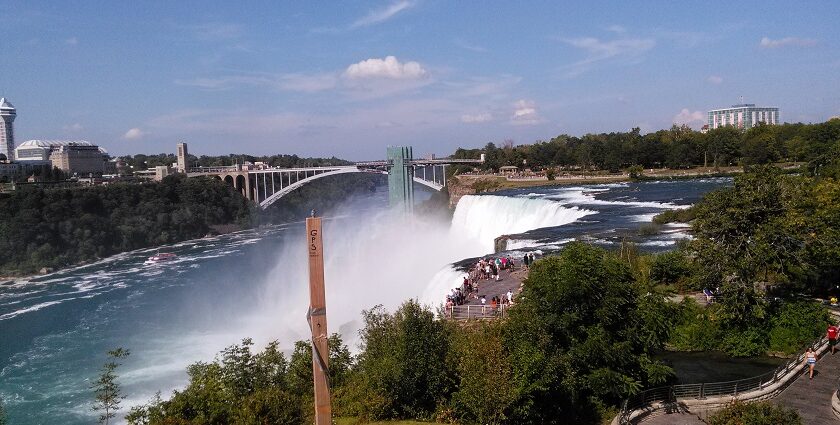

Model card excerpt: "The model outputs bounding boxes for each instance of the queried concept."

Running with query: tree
[92,348,130,425]
[347,301,455,420]
[503,243,675,424]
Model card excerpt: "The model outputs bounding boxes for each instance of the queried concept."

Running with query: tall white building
[708,103,779,130]
[0,97,16,160]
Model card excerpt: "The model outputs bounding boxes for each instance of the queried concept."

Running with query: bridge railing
[617,336,826,424]
[444,304,510,320]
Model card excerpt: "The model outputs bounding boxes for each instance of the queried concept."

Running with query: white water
[241,194,593,351]
[450,195,597,253]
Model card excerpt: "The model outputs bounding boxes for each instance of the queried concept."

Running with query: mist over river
[0,178,729,424]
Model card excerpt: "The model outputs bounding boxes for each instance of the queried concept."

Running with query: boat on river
[144,252,177,265]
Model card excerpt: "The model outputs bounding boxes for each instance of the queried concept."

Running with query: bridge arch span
[259,168,386,210]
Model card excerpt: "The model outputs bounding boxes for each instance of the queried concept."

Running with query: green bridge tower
[387,146,414,213]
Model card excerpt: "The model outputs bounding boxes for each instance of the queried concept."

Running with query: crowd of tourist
[443,252,539,315]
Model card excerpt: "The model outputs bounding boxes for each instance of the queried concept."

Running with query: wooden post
[306,217,332,424]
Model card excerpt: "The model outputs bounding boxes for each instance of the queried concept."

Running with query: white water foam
[450,195,597,253]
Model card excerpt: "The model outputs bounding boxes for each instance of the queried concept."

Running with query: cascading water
[450,194,597,253]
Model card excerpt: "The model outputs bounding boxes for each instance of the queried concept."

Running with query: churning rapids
[0,178,729,424]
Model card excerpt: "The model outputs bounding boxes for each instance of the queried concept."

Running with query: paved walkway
[637,349,840,424]
[642,412,705,425]
[462,267,527,306]
[775,349,840,424]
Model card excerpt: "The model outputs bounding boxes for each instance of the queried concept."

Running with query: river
[1,178,733,424]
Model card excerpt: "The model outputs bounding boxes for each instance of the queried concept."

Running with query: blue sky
[2,1,838,159]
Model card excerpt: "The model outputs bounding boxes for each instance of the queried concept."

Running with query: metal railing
[618,336,827,424]
[445,304,510,320]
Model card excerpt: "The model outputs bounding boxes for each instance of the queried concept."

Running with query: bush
[628,165,644,179]
[768,301,830,355]
[707,401,801,425]
[638,223,661,236]
[668,299,720,352]
[652,207,696,224]
[650,250,697,291]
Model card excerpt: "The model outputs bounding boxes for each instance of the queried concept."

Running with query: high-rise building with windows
[0,97,16,160]
[707,104,779,130]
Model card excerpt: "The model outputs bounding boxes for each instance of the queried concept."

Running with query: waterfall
[450,194,596,253]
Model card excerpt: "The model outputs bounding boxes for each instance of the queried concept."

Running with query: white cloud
[65,37,78,45]
[510,99,541,125]
[605,25,626,33]
[123,128,145,140]
[560,36,655,76]
[707,75,723,84]
[343,56,428,80]
[351,0,415,28]
[63,123,84,131]
[759,36,817,49]
[673,109,705,127]
[461,113,492,123]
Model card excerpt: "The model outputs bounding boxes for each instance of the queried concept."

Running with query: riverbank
[0,223,248,282]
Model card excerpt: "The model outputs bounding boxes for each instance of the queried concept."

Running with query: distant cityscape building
[15,140,109,175]
[0,98,16,160]
[707,103,779,130]
[177,142,189,173]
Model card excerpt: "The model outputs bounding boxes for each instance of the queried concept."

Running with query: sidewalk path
[775,349,840,424]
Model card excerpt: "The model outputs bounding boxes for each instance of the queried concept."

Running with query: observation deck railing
[445,304,510,321]
[617,336,827,425]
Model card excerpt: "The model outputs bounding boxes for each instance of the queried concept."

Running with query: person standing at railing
[828,324,839,354]
[804,348,817,379]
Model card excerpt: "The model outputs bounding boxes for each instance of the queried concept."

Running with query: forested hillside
[0,175,252,276]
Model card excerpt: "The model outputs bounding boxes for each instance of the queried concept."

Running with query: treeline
[0,175,251,275]
[118,153,351,171]
[128,242,679,424]
[451,119,840,172]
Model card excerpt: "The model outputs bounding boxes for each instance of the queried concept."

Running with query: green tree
[347,301,455,421]
[503,243,675,424]
[92,348,130,425]
[450,322,515,425]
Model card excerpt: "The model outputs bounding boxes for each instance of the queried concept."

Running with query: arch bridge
[186,146,482,211]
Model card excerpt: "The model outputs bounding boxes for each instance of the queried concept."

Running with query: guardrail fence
[618,336,827,424]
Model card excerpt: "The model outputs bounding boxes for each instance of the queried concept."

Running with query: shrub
[652,207,696,224]
[650,250,697,291]
[638,223,661,236]
[707,401,801,425]
[768,301,830,355]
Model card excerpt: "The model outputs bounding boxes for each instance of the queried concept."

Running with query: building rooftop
[0,97,15,112]
[18,140,108,154]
